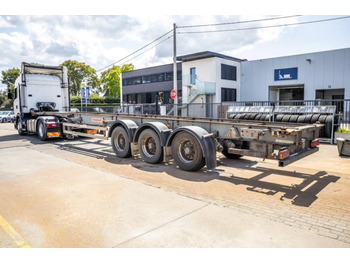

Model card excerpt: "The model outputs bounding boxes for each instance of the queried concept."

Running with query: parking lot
[0,122,349,247]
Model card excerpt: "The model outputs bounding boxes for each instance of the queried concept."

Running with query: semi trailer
[12,62,322,171]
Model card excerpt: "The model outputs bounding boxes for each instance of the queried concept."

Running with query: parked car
[0,111,15,123]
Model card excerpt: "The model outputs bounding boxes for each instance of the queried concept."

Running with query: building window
[221,88,236,102]
[190,67,196,84]
[123,71,182,86]
[221,64,237,81]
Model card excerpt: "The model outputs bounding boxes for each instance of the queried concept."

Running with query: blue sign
[81,87,86,103]
[86,86,90,103]
[274,67,298,81]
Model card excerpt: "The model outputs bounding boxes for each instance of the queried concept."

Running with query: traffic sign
[171,89,177,99]
[81,87,86,103]
[86,86,90,103]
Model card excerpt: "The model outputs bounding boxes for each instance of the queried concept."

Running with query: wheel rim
[142,136,157,158]
[38,123,44,137]
[178,139,195,164]
[114,132,126,151]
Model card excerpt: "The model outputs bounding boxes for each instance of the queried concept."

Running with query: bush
[338,127,350,133]
[70,103,120,107]
[70,96,120,104]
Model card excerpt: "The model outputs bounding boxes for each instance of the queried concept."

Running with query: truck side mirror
[7,92,12,100]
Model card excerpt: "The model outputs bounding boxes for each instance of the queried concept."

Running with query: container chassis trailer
[23,111,322,171]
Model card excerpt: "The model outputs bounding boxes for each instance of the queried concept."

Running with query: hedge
[70,96,120,104]
[70,103,120,107]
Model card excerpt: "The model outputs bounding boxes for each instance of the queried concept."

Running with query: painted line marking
[0,215,31,248]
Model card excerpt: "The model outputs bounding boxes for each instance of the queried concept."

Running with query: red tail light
[46,123,57,128]
[279,149,290,160]
[311,139,320,148]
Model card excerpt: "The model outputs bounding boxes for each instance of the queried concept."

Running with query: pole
[173,23,178,116]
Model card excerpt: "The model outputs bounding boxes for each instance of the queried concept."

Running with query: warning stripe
[0,215,31,248]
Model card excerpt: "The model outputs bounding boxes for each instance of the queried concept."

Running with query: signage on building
[274,67,298,81]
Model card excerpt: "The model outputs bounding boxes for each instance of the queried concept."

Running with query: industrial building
[121,48,350,115]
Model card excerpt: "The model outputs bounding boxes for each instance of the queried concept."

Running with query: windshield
[0,111,8,115]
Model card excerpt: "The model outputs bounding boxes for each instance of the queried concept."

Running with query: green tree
[1,68,20,99]
[100,64,134,98]
[60,60,100,96]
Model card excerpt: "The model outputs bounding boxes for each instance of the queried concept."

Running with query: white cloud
[0,15,299,78]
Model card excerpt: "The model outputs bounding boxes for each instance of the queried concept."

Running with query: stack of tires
[228,113,273,122]
[228,113,335,138]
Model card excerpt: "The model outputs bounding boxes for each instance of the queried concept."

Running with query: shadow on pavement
[3,133,340,208]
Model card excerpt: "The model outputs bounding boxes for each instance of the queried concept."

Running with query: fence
[72,99,350,126]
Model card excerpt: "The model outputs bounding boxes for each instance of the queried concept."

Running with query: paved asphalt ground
[0,122,349,248]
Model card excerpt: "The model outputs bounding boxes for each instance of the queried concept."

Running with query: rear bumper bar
[278,147,319,167]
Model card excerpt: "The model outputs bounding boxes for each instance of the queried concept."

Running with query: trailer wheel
[37,121,47,141]
[171,131,205,171]
[138,129,163,164]
[111,126,131,158]
[221,147,242,159]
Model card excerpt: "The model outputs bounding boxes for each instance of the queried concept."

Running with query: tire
[221,147,242,159]
[264,114,272,121]
[304,114,313,123]
[111,126,131,158]
[228,114,236,119]
[254,114,263,121]
[243,113,251,120]
[138,129,163,164]
[289,115,299,122]
[233,114,242,119]
[282,114,292,122]
[297,115,306,123]
[248,113,258,120]
[17,120,26,136]
[311,114,320,123]
[37,121,47,141]
[2,118,7,123]
[318,115,327,137]
[171,131,205,171]
[324,115,333,138]
[275,114,284,122]
[238,113,246,119]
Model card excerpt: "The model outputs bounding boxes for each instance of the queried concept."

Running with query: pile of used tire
[228,113,334,138]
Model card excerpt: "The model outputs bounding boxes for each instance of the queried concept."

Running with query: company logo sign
[274,67,298,81]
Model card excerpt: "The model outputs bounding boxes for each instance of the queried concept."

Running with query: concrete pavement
[0,123,349,247]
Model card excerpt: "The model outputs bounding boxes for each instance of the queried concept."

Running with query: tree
[1,68,20,98]
[100,64,134,98]
[60,60,100,96]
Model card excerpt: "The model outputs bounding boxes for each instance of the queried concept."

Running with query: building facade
[240,48,350,102]
[121,48,350,111]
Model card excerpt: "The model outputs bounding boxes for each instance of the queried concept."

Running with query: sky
[1,2,349,91]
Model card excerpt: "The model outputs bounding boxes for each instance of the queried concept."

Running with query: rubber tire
[304,114,313,123]
[37,121,47,141]
[248,113,258,120]
[324,115,333,138]
[243,113,251,120]
[289,115,299,122]
[138,129,163,164]
[264,114,271,121]
[282,115,292,122]
[228,113,236,119]
[311,114,320,124]
[2,118,6,123]
[297,115,306,123]
[318,115,327,137]
[171,131,205,172]
[254,114,263,121]
[238,113,246,119]
[111,126,132,158]
[17,120,27,136]
[234,114,242,119]
[221,147,242,159]
[275,114,284,122]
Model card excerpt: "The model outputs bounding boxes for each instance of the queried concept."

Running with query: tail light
[311,139,320,148]
[46,123,57,128]
[279,149,290,160]
[87,129,98,134]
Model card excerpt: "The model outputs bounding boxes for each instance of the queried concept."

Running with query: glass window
[190,68,196,84]
[221,64,237,81]
[165,72,173,81]
[142,75,151,84]
[221,88,237,102]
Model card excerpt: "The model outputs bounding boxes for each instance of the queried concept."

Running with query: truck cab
[13,62,70,138]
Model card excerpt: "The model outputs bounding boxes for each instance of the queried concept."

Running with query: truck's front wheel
[17,119,27,136]
[38,121,47,141]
